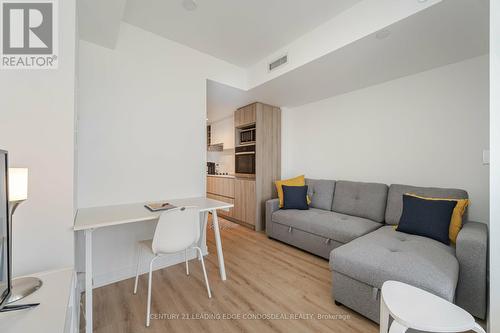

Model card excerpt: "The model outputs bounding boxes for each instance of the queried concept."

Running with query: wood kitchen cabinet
[207,176,234,198]
[206,176,256,228]
[207,193,234,218]
[206,176,235,219]
[234,178,256,226]
[232,102,281,231]
[234,104,256,128]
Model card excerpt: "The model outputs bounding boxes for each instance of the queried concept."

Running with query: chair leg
[185,248,189,275]
[146,256,157,327]
[133,246,143,294]
[194,247,211,299]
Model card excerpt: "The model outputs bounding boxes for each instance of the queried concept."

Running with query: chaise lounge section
[266,179,487,321]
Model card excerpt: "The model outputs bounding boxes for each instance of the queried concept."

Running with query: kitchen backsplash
[207,149,235,174]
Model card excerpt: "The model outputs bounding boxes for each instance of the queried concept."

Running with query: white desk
[0,268,75,333]
[74,197,233,333]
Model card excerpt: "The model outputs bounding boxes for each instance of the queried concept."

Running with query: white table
[0,268,75,333]
[380,280,486,333]
[74,197,233,333]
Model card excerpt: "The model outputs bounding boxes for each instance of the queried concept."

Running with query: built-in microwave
[239,127,256,144]
[235,144,256,175]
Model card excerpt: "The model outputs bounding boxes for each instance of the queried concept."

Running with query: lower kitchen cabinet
[206,176,256,228]
[207,193,234,218]
[234,178,256,226]
[207,176,234,198]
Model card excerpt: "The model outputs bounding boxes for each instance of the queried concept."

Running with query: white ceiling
[207,0,489,122]
[207,81,253,123]
[122,0,362,67]
[78,0,127,49]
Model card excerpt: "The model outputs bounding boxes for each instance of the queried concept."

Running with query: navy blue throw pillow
[396,194,457,245]
[282,185,309,210]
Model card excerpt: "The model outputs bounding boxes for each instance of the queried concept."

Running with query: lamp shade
[8,168,28,202]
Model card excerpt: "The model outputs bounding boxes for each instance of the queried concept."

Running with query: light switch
[483,149,490,165]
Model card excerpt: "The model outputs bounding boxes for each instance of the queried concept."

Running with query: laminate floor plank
[82,218,378,333]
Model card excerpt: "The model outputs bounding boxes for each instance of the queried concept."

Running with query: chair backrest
[152,206,200,254]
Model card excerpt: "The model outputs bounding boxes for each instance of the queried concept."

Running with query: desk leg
[85,229,93,333]
[211,209,226,281]
[199,212,209,260]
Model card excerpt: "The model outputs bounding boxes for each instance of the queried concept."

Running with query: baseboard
[77,246,208,292]
[223,216,255,230]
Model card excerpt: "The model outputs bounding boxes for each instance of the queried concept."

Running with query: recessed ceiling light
[182,0,197,11]
[417,0,428,3]
[375,30,391,40]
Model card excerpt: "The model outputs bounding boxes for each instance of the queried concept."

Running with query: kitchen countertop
[207,174,236,179]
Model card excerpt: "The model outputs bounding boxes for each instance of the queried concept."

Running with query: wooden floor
[83,217,378,333]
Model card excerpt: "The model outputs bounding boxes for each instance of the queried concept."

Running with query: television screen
[0,151,10,309]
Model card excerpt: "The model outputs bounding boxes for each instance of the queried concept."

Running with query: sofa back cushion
[385,184,468,225]
[332,181,388,222]
[305,179,335,211]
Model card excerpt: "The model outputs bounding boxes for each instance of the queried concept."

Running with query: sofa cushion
[397,194,457,245]
[331,181,388,223]
[305,179,335,210]
[282,185,309,210]
[275,175,308,208]
[330,226,459,302]
[385,184,468,225]
[272,208,381,244]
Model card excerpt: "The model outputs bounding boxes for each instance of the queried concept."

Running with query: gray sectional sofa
[265,179,487,322]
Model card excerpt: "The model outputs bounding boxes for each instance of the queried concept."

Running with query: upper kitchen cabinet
[208,116,235,150]
[234,103,256,128]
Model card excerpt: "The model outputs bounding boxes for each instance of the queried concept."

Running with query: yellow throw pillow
[404,193,469,244]
[275,175,311,208]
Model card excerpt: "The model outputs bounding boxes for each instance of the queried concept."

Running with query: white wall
[209,116,235,150]
[207,116,235,174]
[78,23,245,208]
[282,56,489,223]
[489,0,499,330]
[0,0,76,276]
[77,23,245,285]
[207,150,235,175]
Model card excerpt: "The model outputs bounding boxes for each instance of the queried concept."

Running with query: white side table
[380,280,485,333]
[0,268,76,333]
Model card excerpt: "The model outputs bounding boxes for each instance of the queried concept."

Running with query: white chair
[133,206,212,327]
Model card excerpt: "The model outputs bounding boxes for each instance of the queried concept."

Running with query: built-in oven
[235,144,256,176]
